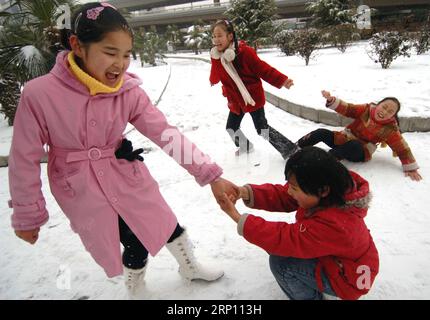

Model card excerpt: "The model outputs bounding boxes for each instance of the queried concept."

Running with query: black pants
[226,108,269,135]
[119,215,184,269]
[226,108,296,158]
[297,128,365,162]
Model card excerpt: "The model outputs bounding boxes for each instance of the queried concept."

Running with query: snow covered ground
[177,41,430,117]
[1,44,430,300]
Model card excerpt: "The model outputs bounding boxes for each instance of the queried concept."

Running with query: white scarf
[210,44,256,106]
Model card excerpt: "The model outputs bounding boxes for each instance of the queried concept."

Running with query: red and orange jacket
[209,41,288,115]
[238,171,379,300]
[327,98,418,171]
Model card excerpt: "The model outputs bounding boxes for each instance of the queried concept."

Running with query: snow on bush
[367,31,412,69]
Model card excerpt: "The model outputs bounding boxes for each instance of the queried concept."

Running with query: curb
[265,92,430,133]
[165,55,430,133]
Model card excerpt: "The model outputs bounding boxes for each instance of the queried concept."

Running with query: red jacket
[328,98,418,171]
[209,41,288,115]
[238,171,379,300]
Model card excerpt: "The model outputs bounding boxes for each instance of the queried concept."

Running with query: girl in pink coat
[8,2,236,299]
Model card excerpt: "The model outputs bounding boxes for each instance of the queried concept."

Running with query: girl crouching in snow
[218,146,379,300]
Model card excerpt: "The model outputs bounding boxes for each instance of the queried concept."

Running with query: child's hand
[211,177,240,204]
[321,90,334,101]
[238,186,250,201]
[219,193,241,223]
[283,79,294,89]
[15,228,40,245]
[405,170,422,181]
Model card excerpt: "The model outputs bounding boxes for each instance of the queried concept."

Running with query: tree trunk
[0,73,21,126]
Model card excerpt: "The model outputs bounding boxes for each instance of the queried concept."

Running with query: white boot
[124,262,148,299]
[235,143,254,156]
[166,230,224,282]
[228,129,254,156]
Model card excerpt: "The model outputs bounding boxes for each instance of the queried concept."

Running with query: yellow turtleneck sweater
[67,52,124,96]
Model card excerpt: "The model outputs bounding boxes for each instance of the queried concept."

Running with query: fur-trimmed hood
[342,170,372,217]
[305,170,371,218]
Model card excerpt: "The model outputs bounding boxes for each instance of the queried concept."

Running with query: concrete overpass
[107,0,430,28]
[108,0,208,11]
[113,0,313,27]
[127,1,230,27]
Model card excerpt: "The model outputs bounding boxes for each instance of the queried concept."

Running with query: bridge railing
[130,2,230,17]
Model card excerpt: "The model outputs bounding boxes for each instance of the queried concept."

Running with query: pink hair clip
[87,7,104,20]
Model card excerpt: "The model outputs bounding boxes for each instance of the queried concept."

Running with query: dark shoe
[267,126,297,160]
[281,143,300,160]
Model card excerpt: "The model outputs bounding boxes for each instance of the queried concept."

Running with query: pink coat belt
[49,144,118,163]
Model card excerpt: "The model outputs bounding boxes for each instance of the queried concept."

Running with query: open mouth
[106,71,121,83]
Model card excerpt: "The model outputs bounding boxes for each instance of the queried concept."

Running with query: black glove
[115,138,144,162]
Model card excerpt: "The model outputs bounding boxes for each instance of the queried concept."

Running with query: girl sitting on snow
[209,19,297,159]
[297,90,422,181]
[8,2,238,299]
[218,146,379,300]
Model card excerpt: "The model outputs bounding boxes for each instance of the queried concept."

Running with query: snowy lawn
[0,44,429,299]
[176,41,430,117]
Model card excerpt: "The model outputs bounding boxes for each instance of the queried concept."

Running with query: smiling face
[212,25,234,53]
[70,30,132,87]
[287,174,322,209]
[374,99,399,122]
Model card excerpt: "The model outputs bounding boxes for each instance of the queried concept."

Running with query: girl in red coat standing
[210,20,297,159]
[218,147,379,300]
[297,90,422,181]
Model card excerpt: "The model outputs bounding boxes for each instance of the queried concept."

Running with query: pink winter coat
[8,51,223,277]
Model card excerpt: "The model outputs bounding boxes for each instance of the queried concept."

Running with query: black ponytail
[60,28,73,50]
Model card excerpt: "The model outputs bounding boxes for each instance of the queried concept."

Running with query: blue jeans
[269,255,337,300]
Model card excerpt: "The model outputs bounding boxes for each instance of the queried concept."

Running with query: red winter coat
[209,41,288,115]
[327,98,418,171]
[238,171,379,300]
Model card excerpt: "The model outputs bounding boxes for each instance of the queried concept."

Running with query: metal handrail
[131,2,230,17]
